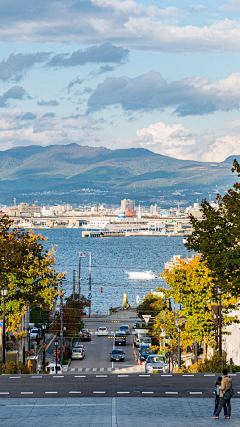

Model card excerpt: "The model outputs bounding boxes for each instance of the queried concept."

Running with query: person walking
[213,377,227,417]
[214,369,233,419]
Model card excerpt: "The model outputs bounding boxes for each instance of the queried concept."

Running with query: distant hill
[223,155,240,164]
[0,144,236,205]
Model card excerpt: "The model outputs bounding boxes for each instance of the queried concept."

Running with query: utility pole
[73,269,76,298]
[89,252,92,318]
[60,278,63,365]
[77,253,85,301]
[219,291,222,356]
[22,313,26,365]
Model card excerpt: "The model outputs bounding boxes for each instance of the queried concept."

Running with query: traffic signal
[101,286,103,293]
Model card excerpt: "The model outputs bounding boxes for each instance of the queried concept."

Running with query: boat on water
[125,270,157,280]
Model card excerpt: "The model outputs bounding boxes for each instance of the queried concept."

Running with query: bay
[35,229,188,315]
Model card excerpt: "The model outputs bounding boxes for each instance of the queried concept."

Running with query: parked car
[74,343,85,355]
[145,355,168,373]
[119,325,130,335]
[80,331,91,341]
[79,328,90,337]
[138,345,153,365]
[46,363,62,374]
[139,337,152,348]
[97,326,108,336]
[115,332,126,346]
[135,331,149,348]
[30,328,40,340]
[110,349,125,362]
[72,347,85,360]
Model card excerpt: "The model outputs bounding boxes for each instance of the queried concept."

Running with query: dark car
[110,349,125,362]
[80,331,91,341]
[115,332,126,346]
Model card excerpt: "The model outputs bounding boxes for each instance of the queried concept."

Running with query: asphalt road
[69,311,137,371]
[0,373,240,398]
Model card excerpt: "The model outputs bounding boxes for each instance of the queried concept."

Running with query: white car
[74,344,85,356]
[97,326,108,336]
[72,347,85,360]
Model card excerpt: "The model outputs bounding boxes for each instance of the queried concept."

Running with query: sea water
[36,229,188,314]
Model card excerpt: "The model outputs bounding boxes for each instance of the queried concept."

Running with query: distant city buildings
[120,199,135,212]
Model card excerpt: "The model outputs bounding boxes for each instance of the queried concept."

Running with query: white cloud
[220,1,240,11]
[0,1,239,53]
[0,109,106,150]
[136,120,240,162]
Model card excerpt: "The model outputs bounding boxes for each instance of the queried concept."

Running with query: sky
[0,0,240,162]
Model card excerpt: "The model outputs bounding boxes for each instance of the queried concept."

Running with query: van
[46,363,62,374]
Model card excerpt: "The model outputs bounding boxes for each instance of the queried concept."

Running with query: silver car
[145,355,169,373]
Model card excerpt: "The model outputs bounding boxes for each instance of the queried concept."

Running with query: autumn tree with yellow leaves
[159,256,239,355]
[0,215,62,332]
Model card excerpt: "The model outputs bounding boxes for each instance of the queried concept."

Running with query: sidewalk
[0,398,239,427]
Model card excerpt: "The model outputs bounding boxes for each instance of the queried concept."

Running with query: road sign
[142,315,151,324]
[87,294,92,300]
[0,320,3,328]
[54,357,59,362]
[53,350,60,356]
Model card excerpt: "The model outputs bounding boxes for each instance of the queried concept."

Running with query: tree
[0,215,62,331]
[186,160,240,296]
[52,294,90,340]
[159,256,238,351]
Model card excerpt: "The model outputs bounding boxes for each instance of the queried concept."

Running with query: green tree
[186,160,240,296]
[52,294,90,340]
[0,215,62,331]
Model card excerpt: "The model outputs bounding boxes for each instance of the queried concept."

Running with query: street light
[54,338,59,375]
[42,322,47,373]
[217,288,222,356]
[177,325,181,369]
[1,286,9,365]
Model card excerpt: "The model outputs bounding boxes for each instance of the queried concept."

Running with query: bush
[2,361,30,374]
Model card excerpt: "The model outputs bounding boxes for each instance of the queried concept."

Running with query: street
[68,310,138,373]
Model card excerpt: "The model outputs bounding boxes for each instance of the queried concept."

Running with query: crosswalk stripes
[67,367,140,372]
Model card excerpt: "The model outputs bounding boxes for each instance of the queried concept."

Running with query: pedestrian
[213,377,227,417]
[214,369,233,419]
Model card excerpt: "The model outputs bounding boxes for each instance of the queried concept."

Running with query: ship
[125,270,157,280]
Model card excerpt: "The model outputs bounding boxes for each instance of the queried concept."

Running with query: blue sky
[0,0,240,161]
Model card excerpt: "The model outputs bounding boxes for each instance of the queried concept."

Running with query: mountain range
[0,144,238,206]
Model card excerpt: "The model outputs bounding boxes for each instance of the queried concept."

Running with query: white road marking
[31,376,42,378]
[118,375,129,377]
[53,376,64,378]
[230,374,237,376]
[204,374,215,377]
[161,374,172,377]
[189,392,202,395]
[112,397,117,427]
[237,392,240,394]
[21,392,33,394]
[139,375,150,377]
[182,374,194,377]
[96,375,108,377]
[9,376,21,379]
[74,375,86,378]
[165,392,178,394]
[69,391,81,394]
[142,392,154,394]
[45,392,58,394]
[93,391,106,394]
[117,392,130,394]
[0,392,9,395]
